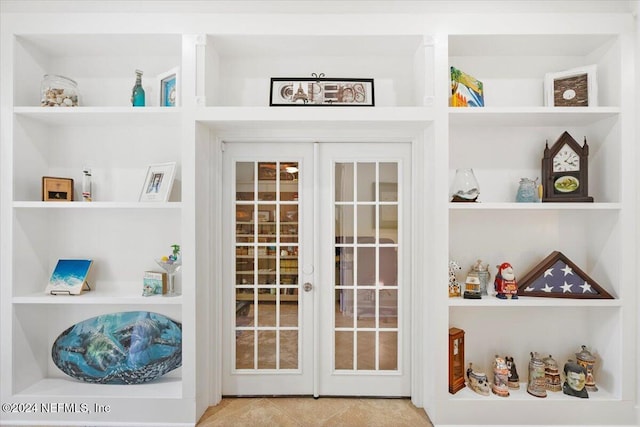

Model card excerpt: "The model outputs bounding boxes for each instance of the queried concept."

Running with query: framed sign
[544,65,597,107]
[270,77,374,106]
[42,176,74,201]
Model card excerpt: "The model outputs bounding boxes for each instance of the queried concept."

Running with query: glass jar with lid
[41,74,79,107]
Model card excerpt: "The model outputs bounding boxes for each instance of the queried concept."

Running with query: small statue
[505,356,519,389]
[448,260,462,297]
[467,363,490,396]
[492,355,510,397]
[494,262,518,299]
[563,360,589,398]
[527,352,547,398]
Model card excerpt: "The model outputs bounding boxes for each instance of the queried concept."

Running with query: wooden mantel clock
[542,131,593,202]
[449,327,465,394]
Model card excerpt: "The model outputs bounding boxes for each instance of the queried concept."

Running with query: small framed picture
[544,65,597,107]
[257,211,271,222]
[139,162,177,202]
[42,177,74,201]
[157,67,180,107]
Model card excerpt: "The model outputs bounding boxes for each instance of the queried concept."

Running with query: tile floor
[197,397,433,427]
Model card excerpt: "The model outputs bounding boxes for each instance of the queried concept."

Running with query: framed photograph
[270,77,374,106]
[157,67,180,107]
[42,176,74,201]
[139,162,177,202]
[544,65,597,107]
[257,210,271,222]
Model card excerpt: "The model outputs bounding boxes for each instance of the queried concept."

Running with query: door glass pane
[280,330,298,369]
[335,205,354,239]
[335,331,354,370]
[336,289,354,327]
[236,162,255,201]
[357,205,375,239]
[335,247,354,286]
[357,331,376,370]
[257,330,277,369]
[235,160,300,371]
[357,163,375,201]
[335,163,354,201]
[334,161,400,373]
[236,330,254,369]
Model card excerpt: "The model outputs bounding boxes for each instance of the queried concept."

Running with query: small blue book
[45,259,93,295]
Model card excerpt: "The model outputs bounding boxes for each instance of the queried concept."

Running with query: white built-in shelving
[0,3,637,427]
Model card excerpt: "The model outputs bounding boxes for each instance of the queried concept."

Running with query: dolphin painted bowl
[52,311,182,384]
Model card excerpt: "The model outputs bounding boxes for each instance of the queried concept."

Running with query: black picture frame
[270,77,374,106]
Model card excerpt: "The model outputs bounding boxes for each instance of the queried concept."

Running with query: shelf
[449,381,617,401]
[13,107,182,126]
[448,297,621,308]
[13,290,183,305]
[16,377,182,399]
[448,202,622,211]
[236,294,298,302]
[448,107,620,127]
[13,201,183,209]
[195,107,435,132]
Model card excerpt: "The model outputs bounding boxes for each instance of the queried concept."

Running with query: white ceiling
[0,0,637,14]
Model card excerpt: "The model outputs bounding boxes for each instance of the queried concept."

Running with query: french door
[221,141,411,397]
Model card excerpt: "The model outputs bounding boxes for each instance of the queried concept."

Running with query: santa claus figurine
[494,262,518,299]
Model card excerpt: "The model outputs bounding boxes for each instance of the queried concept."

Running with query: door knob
[303,282,313,292]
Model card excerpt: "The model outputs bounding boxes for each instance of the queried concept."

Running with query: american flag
[517,252,613,299]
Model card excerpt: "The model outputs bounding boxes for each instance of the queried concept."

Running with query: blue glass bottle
[131,69,145,107]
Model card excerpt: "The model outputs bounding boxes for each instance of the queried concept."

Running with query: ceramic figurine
[543,354,562,392]
[527,352,547,398]
[563,360,589,398]
[505,356,519,389]
[474,260,491,296]
[463,271,481,299]
[448,260,462,297]
[467,363,490,396]
[494,262,518,299]
[575,345,598,392]
[492,355,510,397]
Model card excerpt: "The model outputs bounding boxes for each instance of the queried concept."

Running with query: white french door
[221,141,411,397]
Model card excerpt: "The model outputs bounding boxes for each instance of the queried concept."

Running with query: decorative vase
[155,259,181,297]
[131,69,146,106]
[451,168,480,202]
[516,177,540,202]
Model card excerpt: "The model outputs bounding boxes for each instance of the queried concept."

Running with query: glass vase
[451,168,480,202]
[155,259,181,297]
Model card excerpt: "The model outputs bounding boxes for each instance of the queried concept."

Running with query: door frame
[210,133,427,406]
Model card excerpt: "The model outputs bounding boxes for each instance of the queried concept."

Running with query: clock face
[553,144,580,172]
